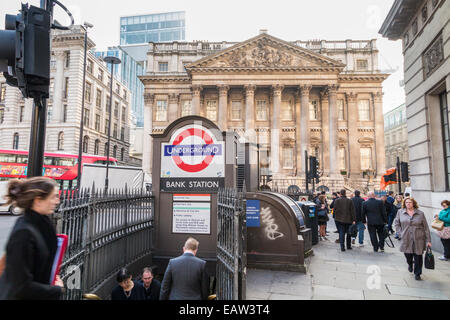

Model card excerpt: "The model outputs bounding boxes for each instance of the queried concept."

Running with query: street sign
[160,124,225,192]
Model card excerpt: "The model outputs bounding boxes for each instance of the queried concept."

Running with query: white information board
[172,201,211,234]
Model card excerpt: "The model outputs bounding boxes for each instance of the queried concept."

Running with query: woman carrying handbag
[393,197,432,281]
[434,200,450,261]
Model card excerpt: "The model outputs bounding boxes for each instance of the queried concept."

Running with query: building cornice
[338,73,390,83]
[379,0,424,40]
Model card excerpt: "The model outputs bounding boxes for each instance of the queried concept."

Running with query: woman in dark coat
[111,268,145,300]
[0,177,65,300]
[394,197,431,281]
[316,195,329,241]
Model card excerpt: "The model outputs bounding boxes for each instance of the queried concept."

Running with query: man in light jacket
[160,237,209,300]
[333,189,356,252]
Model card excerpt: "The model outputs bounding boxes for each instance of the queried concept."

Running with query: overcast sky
[1,0,405,113]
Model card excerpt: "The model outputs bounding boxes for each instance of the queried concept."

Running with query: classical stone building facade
[140,32,388,191]
[380,0,449,252]
[0,26,132,166]
[384,103,408,169]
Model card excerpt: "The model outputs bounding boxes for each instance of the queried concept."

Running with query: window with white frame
[358,99,370,121]
[156,100,168,121]
[231,101,242,120]
[181,100,192,117]
[158,62,168,72]
[309,100,319,120]
[206,100,217,121]
[282,100,293,121]
[360,147,372,170]
[256,100,268,121]
[337,99,345,120]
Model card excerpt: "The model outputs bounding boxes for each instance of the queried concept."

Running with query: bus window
[44,157,54,166]
[55,157,76,166]
[93,160,117,166]
[0,154,17,163]
[16,155,28,164]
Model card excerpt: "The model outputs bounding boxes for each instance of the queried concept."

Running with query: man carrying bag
[362,192,388,253]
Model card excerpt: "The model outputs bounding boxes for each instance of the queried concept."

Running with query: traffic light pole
[305,150,309,194]
[396,156,402,194]
[27,0,53,178]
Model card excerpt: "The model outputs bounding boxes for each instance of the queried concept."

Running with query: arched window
[57,132,64,150]
[13,133,19,150]
[113,145,117,158]
[82,136,89,153]
[94,139,100,155]
[120,148,125,161]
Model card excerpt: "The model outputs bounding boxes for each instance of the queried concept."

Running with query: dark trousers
[335,221,352,249]
[368,224,385,251]
[442,238,450,259]
[404,253,423,276]
[387,213,395,232]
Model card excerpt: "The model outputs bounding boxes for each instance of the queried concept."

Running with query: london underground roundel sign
[161,124,225,179]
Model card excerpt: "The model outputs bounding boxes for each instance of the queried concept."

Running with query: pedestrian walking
[333,189,356,252]
[138,267,161,300]
[362,191,388,252]
[393,195,403,239]
[387,191,396,233]
[160,237,209,300]
[351,190,365,247]
[111,268,146,300]
[434,200,450,261]
[394,198,432,280]
[315,195,329,241]
[330,192,339,235]
[0,178,65,300]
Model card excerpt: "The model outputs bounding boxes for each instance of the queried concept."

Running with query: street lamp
[76,22,93,190]
[103,55,121,192]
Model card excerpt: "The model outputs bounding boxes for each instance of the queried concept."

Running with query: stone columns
[346,92,360,177]
[295,90,302,176]
[191,85,202,116]
[373,91,385,177]
[320,90,330,176]
[245,84,256,142]
[168,93,179,123]
[328,84,339,177]
[218,84,229,131]
[52,51,66,123]
[299,85,312,174]
[271,85,283,175]
[143,93,154,175]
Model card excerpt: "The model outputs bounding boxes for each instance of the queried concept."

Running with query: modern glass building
[120,11,185,45]
[95,47,145,127]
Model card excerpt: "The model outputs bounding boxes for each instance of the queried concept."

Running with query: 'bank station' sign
[160,124,225,192]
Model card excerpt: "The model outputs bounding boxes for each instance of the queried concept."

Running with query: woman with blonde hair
[394,197,431,280]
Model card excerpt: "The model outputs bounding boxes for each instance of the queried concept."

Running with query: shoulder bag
[424,247,435,270]
[431,218,444,231]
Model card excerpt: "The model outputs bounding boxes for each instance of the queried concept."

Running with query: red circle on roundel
[171,127,215,173]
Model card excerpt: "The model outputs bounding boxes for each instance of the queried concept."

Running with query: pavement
[246,218,450,300]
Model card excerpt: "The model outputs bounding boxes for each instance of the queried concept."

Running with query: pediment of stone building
[186,33,345,71]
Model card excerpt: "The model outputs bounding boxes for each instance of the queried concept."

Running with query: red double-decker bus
[0,149,118,189]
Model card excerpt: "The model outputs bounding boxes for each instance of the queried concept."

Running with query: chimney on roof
[259,29,268,35]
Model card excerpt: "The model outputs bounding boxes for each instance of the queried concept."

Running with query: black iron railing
[53,186,154,300]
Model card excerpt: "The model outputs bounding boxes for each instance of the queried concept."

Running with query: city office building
[384,103,408,169]
[380,0,449,252]
[0,26,132,167]
[120,11,185,45]
[95,48,145,128]
[140,31,388,192]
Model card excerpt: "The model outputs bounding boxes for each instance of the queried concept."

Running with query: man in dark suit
[351,190,366,247]
[160,237,209,300]
[362,191,388,252]
[333,189,356,252]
